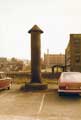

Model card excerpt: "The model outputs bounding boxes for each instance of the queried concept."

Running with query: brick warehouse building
[44,53,65,68]
[65,34,81,72]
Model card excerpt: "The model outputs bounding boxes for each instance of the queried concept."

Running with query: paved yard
[0,84,81,120]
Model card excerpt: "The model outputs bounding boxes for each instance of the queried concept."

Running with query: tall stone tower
[28,25,43,83]
[24,25,48,90]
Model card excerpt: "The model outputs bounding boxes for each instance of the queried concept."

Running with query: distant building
[0,57,24,72]
[65,34,81,72]
[8,58,24,71]
[0,58,8,71]
[44,53,65,67]
[22,59,31,71]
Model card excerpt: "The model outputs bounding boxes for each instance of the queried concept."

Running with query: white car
[58,72,81,95]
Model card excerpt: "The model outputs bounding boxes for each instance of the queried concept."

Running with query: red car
[58,72,81,95]
[0,72,12,90]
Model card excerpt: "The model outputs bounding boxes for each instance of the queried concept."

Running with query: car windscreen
[0,73,6,79]
[0,74,2,79]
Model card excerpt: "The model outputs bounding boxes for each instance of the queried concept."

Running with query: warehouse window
[75,56,80,63]
[75,49,80,54]
[74,39,80,43]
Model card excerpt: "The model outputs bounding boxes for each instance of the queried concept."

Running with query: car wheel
[59,92,63,96]
[8,84,11,90]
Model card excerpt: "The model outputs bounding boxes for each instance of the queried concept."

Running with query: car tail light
[59,86,66,90]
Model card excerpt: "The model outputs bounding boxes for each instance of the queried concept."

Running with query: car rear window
[61,72,81,82]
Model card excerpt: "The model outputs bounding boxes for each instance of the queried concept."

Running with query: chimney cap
[28,25,43,33]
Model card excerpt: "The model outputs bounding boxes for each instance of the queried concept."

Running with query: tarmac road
[0,84,81,120]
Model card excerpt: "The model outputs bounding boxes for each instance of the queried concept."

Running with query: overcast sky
[0,0,81,60]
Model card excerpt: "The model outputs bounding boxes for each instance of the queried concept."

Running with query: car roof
[62,72,81,74]
[61,72,81,76]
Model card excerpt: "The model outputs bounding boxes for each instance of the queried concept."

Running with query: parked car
[58,72,81,95]
[0,72,12,90]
